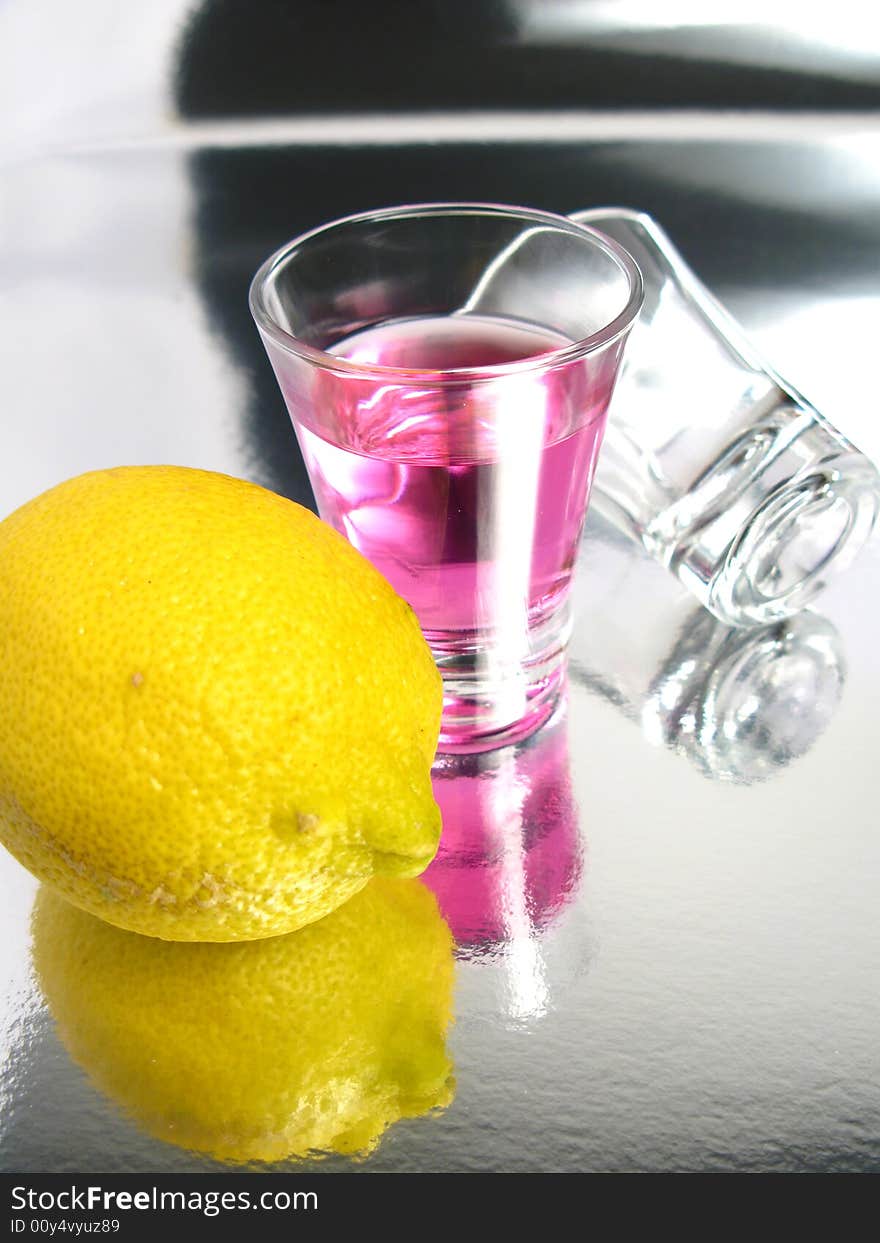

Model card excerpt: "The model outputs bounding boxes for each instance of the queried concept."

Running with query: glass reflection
[31,879,454,1165]
[570,529,844,784]
[423,700,588,1025]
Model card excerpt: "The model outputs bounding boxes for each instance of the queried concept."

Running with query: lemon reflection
[32,878,454,1164]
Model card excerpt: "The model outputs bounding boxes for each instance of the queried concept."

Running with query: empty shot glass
[250,203,643,753]
[570,208,880,628]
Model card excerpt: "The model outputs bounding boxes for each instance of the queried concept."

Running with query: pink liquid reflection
[422,699,583,955]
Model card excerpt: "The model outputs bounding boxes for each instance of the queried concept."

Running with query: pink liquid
[295,314,621,646]
[423,703,582,951]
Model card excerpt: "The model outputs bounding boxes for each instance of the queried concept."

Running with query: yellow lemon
[32,878,455,1162]
[0,466,442,940]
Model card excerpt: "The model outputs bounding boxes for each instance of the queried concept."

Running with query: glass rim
[248,201,644,383]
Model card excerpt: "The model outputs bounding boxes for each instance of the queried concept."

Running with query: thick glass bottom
[431,602,571,754]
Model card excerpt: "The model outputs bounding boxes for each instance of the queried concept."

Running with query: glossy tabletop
[2,7,880,1176]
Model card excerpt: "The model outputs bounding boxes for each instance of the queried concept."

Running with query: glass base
[709,452,880,626]
[643,401,880,628]
[431,602,571,754]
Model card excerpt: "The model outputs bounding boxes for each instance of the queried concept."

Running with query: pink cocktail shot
[250,204,642,752]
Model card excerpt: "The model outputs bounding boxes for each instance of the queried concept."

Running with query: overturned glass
[570,208,880,628]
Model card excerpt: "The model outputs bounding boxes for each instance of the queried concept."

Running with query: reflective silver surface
[3,4,880,1174]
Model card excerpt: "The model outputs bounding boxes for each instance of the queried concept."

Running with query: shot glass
[570,208,880,628]
[250,204,643,752]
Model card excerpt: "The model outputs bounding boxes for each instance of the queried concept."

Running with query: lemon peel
[0,466,442,940]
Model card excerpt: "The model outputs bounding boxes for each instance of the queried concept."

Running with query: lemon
[0,466,442,941]
[32,878,455,1162]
